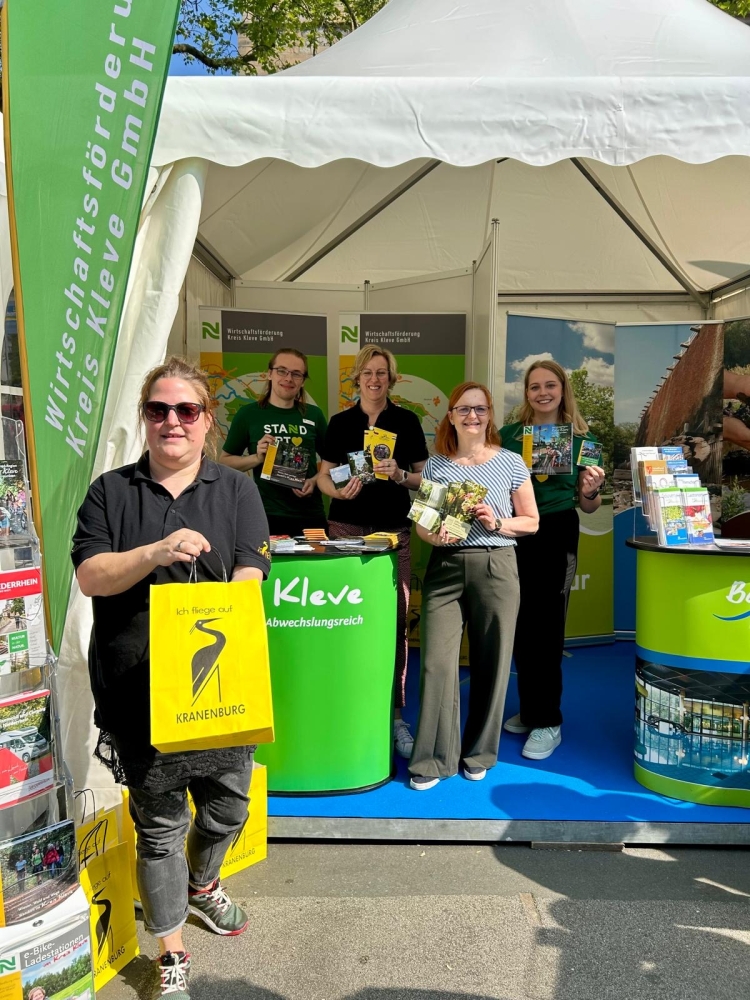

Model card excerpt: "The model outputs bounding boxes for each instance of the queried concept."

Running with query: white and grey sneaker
[394,719,414,759]
[503,714,530,734]
[522,726,562,760]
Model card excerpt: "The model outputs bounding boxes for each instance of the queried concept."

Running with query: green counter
[255,548,398,793]
[628,537,750,808]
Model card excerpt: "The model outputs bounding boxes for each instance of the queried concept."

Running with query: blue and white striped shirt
[421,449,530,547]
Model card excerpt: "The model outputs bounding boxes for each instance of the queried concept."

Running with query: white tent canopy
[60,0,750,802]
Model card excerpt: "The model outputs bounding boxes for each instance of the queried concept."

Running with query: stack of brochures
[630,446,715,547]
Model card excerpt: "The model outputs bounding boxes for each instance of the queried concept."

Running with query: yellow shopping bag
[79,843,139,991]
[150,578,274,753]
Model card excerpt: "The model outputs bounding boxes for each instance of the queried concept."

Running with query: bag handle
[188,545,228,584]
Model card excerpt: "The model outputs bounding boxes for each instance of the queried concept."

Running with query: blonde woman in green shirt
[501,360,605,761]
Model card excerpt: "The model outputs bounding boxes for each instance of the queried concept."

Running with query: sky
[503,315,615,412]
[614,324,697,425]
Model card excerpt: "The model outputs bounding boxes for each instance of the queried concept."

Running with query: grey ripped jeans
[127,756,253,938]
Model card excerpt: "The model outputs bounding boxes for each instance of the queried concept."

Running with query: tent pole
[283,160,441,282]
[570,158,708,310]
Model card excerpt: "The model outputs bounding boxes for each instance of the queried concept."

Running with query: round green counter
[627,537,750,808]
[255,548,397,794]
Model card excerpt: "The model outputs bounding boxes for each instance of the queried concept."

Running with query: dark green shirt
[500,421,596,517]
[223,401,328,518]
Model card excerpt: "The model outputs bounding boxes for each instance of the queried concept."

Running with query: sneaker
[409,775,439,791]
[463,764,487,781]
[394,719,414,759]
[522,726,562,760]
[151,951,191,999]
[503,713,530,734]
[188,878,248,935]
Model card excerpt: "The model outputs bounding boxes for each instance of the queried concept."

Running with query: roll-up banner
[3,0,181,650]
[200,308,330,442]
[338,312,467,650]
[503,315,615,640]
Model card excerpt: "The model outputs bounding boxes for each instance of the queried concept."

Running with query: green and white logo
[341,325,358,344]
[202,321,220,340]
[0,957,18,974]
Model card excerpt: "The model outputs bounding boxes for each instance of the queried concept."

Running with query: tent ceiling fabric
[155,0,750,169]
[153,0,750,294]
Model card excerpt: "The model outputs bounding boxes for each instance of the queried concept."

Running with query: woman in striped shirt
[408,382,539,790]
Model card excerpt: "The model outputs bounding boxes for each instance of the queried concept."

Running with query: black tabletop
[626,535,750,557]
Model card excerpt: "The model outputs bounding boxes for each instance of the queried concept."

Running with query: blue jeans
[128,756,253,937]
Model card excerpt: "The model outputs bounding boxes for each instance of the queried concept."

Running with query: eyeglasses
[143,401,206,424]
[451,405,489,417]
[361,370,390,380]
[270,366,307,382]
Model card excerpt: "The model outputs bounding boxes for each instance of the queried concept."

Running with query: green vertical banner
[3,0,181,650]
[338,312,467,651]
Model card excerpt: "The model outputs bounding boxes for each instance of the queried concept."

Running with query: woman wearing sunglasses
[220,348,328,538]
[72,357,270,1000]
[318,344,429,760]
[408,382,538,791]
[501,360,605,761]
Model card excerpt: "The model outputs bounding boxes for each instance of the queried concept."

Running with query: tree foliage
[175,0,388,74]
[613,421,639,468]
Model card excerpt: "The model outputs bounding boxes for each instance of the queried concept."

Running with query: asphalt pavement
[101,841,750,1000]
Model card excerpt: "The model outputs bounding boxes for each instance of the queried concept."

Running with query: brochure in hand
[522,424,573,475]
[260,438,310,490]
[330,464,352,490]
[576,439,603,468]
[348,450,376,485]
[365,427,398,481]
[408,479,488,540]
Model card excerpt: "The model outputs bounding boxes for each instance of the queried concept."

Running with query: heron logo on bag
[92,886,114,956]
[190,618,226,705]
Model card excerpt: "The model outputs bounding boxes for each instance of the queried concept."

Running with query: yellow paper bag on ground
[150,579,274,753]
[125,764,267,906]
[79,842,139,992]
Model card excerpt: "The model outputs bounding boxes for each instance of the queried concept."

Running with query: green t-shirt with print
[500,421,597,517]
[223,401,328,518]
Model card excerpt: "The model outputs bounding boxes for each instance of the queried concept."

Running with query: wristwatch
[398,468,408,485]
[583,486,601,500]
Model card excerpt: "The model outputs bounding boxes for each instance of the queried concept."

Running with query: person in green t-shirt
[220,348,328,537]
[500,359,605,761]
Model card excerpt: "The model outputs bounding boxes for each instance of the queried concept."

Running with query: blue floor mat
[268,642,750,824]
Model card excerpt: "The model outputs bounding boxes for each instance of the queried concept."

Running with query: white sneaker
[394,719,414,759]
[409,775,439,790]
[522,726,562,760]
[503,713,530,734]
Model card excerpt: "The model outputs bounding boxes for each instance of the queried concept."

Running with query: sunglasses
[451,405,489,417]
[143,401,206,424]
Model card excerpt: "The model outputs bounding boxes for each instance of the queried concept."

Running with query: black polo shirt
[320,400,429,530]
[71,455,270,744]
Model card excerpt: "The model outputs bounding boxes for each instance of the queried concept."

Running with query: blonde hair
[519,360,589,436]
[435,382,501,457]
[352,344,398,391]
[139,356,218,452]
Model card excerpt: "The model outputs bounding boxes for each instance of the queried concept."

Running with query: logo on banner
[714,581,750,621]
[0,958,17,974]
[190,618,226,704]
[202,321,220,340]
[341,325,358,344]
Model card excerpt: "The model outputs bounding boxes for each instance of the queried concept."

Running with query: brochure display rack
[628,536,750,808]
[255,548,398,793]
[0,418,96,994]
